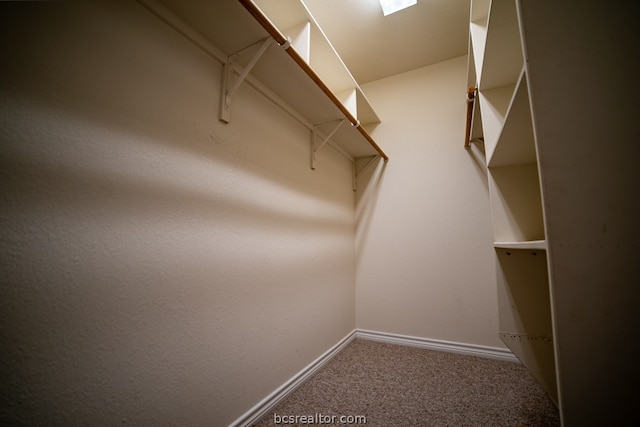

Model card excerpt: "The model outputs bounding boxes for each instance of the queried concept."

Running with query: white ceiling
[302,0,470,84]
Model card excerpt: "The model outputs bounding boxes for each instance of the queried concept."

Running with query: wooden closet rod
[464,86,476,149]
[237,0,389,161]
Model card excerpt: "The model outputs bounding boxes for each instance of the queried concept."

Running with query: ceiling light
[379,0,417,16]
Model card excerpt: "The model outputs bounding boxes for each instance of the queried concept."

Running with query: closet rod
[237,0,388,161]
[464,86,476,149]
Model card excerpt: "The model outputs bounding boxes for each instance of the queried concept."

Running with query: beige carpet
[253,338,560,426]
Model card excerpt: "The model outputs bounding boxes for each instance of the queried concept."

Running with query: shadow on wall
[0,104,352,237]
[0,0,351,206]
[465,139,489,196]
[354,157,387,262]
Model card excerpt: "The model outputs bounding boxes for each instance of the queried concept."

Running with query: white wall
[355,56,504,349]
[0,1,356,425]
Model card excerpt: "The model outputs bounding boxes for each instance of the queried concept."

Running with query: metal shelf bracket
[219,37,274,123]
[310,119,346,170]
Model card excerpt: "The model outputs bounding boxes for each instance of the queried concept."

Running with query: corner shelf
[467,0,557,406]
[495,247,557,404]
[144,0,387,169]
[488,70,536,168]
[494,240,546,251]
[468,0,489,84]
[479,82,516,156]
[479,0,523,91]
[487,163,545,243]
[499,332,557,403]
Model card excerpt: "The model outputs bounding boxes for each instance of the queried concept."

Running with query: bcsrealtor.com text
[273,413,367,425]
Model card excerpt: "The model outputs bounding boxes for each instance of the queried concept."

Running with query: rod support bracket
[280,36,292,50]
[310,119,346,170]
[219,37,273,123]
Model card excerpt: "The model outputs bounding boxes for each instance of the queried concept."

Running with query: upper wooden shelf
[147,0,387,161]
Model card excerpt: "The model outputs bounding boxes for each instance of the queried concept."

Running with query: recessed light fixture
[379,0,417,16]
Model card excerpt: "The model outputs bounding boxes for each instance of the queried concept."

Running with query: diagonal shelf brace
[310,119,346,170]
[352,155,379,191]
[220,37,284,123]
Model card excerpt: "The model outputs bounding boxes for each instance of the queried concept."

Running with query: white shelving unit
[467,0,557,405]
[140,0,387,185]
[252,0,381,136]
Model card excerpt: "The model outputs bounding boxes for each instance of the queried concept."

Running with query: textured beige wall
[0,1,355,425]
[355,56,504,349]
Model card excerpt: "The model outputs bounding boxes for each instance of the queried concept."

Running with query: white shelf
[488,69,536,167]
[466,34,476,88]
[469,20,487,83]
[468,0,489,83]
[149,0,386,161]
[499,332,557,404]
[495,245,556,403]
[495,247,552,344]
[480,0,523,91]
[479,82,516,157]
[468,0,556,406]
[307,24,355,95]
[335,87,381,127]
[470,0,490,23]
[253,0,380,125]
[355,88,380,126]
[494,240,546,250]
[488,164,545,243]
[473,0,525,156]
[284,21,311,63]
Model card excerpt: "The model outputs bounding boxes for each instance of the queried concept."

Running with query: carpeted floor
[253,338,560,426]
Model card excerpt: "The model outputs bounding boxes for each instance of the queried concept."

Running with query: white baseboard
[229,330,357,427]
[355,329,518,363]
[229,329,517,426]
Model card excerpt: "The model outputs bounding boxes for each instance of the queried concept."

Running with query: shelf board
[466,35,477,88]
[254,0,353,90]
[308,23,355,94]
[495,247,554,402]
[470,0,490,23]
[496,248,552,338]
[356,88,381,126]
[488,69,536,167]
[499,332,558,404]
[494,240,546,250]
[480,0,523,90]
[488,164,545,243]
[149,0,387,161]
[469,21,487,83]
[335,87,381,127]
[470,91,483,142]
[284,21,311,63]
[479,82,516,156]
[467,0,489,84]
[249,0,307,30]
[253,0,379,124]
